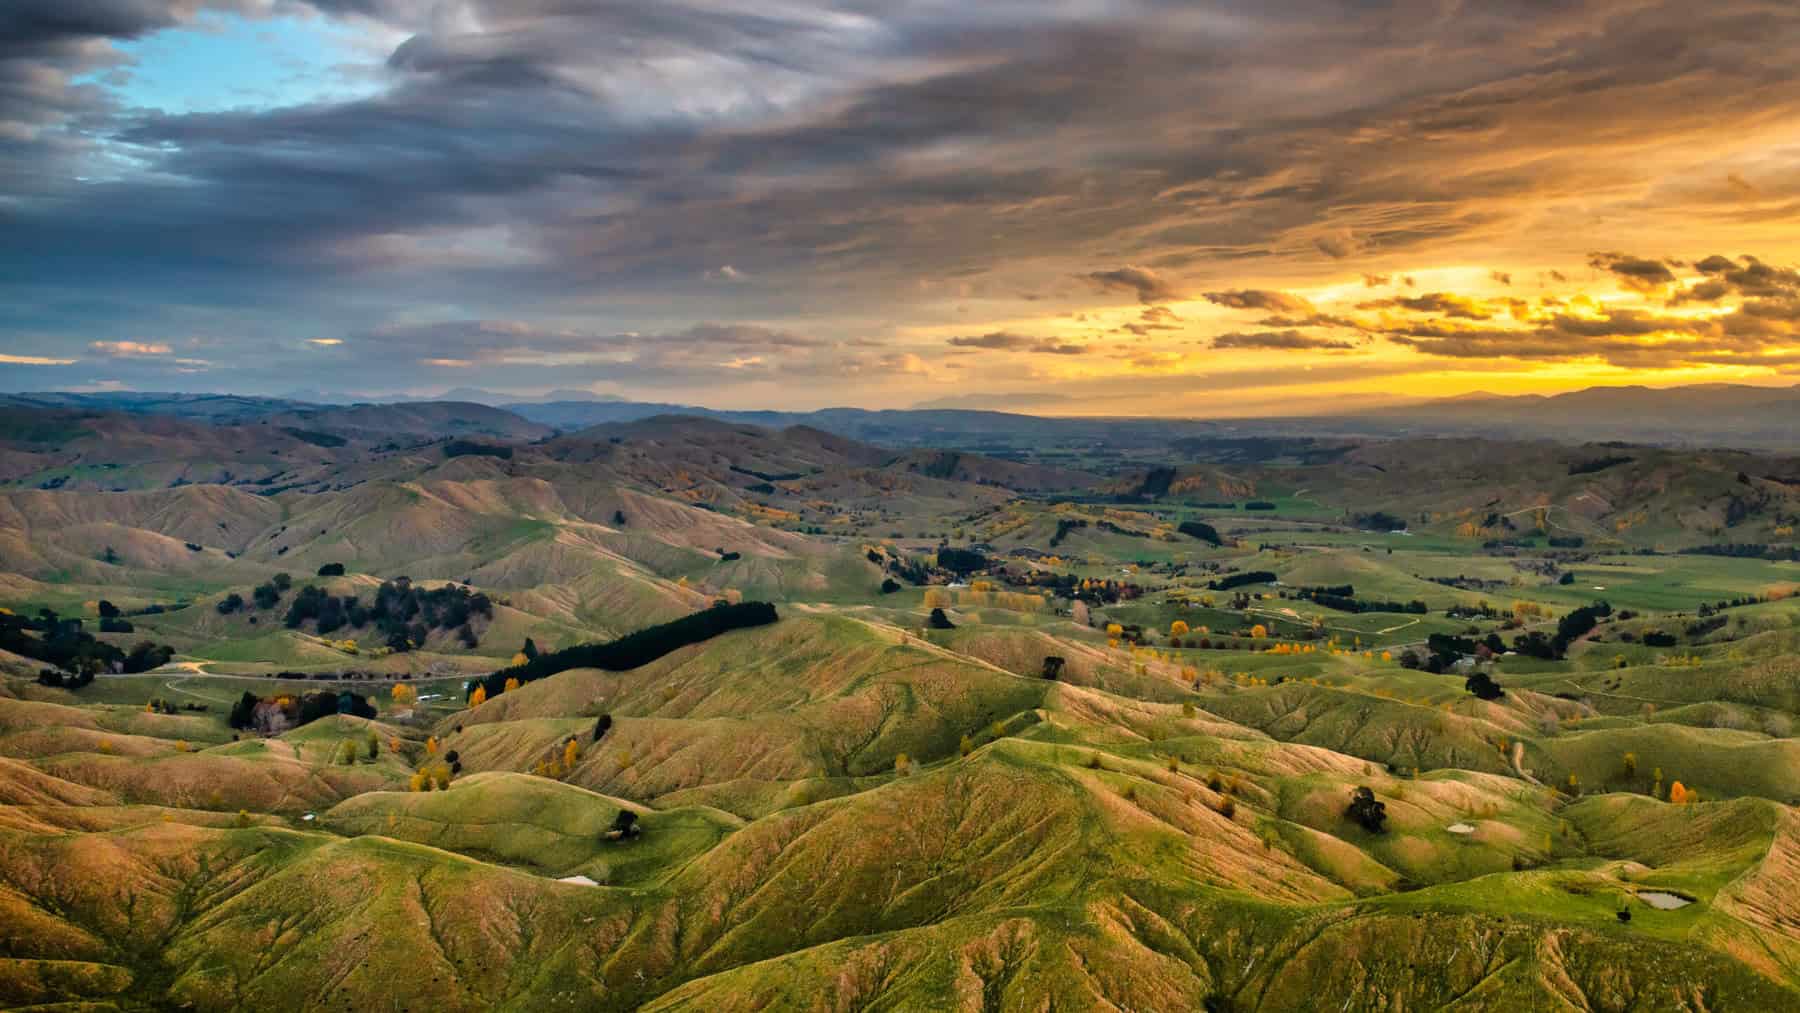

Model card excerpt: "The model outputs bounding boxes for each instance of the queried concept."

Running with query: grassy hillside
[3,410,1800,1008]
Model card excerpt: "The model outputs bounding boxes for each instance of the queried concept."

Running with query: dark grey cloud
[1211,330,1358,351]
[1588,252,1678,290]
[1356,293,1496,320]
[946,332,1088,354]
[1204,289,1316,314]
[1082,266,1181,305]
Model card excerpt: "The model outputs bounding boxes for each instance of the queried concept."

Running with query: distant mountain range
[5,382,1797,453]
[1344,383,1800,449]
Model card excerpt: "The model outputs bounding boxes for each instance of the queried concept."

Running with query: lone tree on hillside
[1347,786,1388,833]
[929,607,955,630]
[605,809,641,841]
[1465,670,1505,700]
[1041,656,1066,680]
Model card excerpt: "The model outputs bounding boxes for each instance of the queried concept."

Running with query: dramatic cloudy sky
[5,0,1800,413]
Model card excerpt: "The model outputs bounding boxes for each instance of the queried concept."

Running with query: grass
[5,449,1800,1010]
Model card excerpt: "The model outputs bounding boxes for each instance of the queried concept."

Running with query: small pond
[1637,891,1693,910]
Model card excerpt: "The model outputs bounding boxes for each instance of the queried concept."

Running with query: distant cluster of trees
[218,572,294,614]
[1013,572,1143,605]
[934,547,989,575]
[1681,543,1800,562]
[469,601,778,700]
[284,577,493,650]
[1568,455,1633,475]
[4,608,174,683]
[1292,585,1427,615]
[229,689,375,735]
[1512,601,1613,660]
[1350,512,1407,532]
[1177,520,1223,546]
[444,440,513,460]
[1210,570,1275,591]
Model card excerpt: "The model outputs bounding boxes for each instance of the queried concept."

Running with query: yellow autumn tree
[503,677,521,694]
[390,683,417,706]
[469,684,488,707]
[1249,624,1268,639]
[1170,620,1190,638]
[562,738,580,771]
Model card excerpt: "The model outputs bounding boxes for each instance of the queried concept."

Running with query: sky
[4,0,1800,415]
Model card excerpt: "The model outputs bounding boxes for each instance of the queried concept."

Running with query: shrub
[1347,786,1387,832]
[316,563,346,577]
[1351,511,1407,532]
[1465,670,1505,700]
[1178,520,1223,546]
[1210,571,1276,591]
[443,439,513,460]
[935,547,988,575]
[607,810,640,839]
[928,607,955,630]
[1041,655,1066,680]
[880,578,902,594]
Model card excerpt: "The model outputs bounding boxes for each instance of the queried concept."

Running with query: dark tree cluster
[1513,601,1612,660]
[1177,520,1223,546]
[1680,543,1800,562]
[1292,585,1426,615]
[471,601,778,700]
[1350,512,1408,532]
[928,607,956,629]
[443,439,513,459]
[1011,572,1142,604]
[935,547,989,575]
[5,609,174,682]
[283,577,492,650]
[1210,571,1276,591]
[1568,455,1633,475]
[1346,787,1387,832]
[228,689,375,731]
[1465,670,1505,700]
